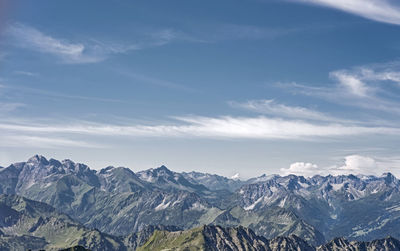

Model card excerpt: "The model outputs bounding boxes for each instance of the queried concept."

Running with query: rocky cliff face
[317,236,400,251]
[202,225,270,250]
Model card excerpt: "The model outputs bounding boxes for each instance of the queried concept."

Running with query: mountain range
[0,155,400,250]
[1,193,399,251]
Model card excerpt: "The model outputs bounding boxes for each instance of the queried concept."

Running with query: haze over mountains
[0,155,400,250]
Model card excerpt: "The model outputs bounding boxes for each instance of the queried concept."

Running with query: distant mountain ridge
[0,155,400,247]
[181,171,244,192]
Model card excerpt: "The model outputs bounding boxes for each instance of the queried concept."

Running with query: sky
[0,0,400,178]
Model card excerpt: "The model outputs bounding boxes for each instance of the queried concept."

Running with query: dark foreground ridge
[138,225,400,251]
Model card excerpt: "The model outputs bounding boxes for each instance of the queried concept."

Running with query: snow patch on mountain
[330,183,343,191]
[155,198,171,211]
[188,202,206,211]
[244,197,263,211]
[231,173,240,180]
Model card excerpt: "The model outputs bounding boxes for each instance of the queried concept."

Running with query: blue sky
[1,0,400,178]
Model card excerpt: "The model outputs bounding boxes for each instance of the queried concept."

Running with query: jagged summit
[149,165,175,176]
[382,172,397,184]
[318,236,400,251]
[137,164,210,193]
[152,165,175,176]
[157,165,170,171]
[27,154,49,165]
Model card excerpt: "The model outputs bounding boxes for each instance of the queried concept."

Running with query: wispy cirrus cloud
[280,61,400,115]
[0,102,25,113]
[114,70,198,92]
[206,24,296,42]
[290,0,400,26]
[6,23,103,63]
[3,21,333,65]
[0,115,399,141]
[330,70,371,97]
[230,99,341,122]
[5,23,189,64]
[187,22,331,43]
[329,62,400,97]
[0,83,127,104]
[1,134,102,148]
[12,70,39,77]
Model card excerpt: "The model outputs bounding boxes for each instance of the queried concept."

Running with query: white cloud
[354,64,400,84]
[292,0,400,26]
[282,155,386,176]
[0,116,399,140]
[5,23,187,64]
[281,61,400,115]
[7,23,103,63]
[0,83,126,104]
[0,135,101,148]
[330,155,377,175]
[330,64,400,97]
[231,99,341,122]
[280,162,321,177]
[330,70,370,97]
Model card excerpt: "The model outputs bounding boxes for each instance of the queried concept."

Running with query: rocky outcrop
[317,236,400,251]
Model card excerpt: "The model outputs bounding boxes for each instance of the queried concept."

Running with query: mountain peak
[157,165,170,171]
[61,159,76,169]
[382,172,394,178]
[99,166,115,174]
[382,172,396,184]
[27,155,49,165]
[155,165,173,174]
